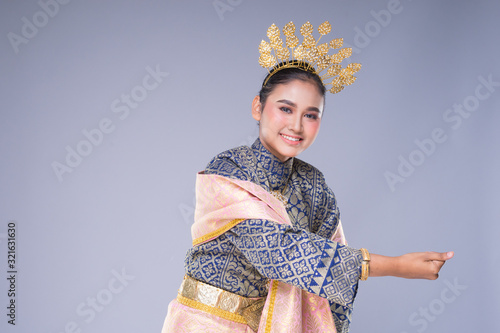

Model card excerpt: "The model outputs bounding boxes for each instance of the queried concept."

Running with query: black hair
[258,60,326,108]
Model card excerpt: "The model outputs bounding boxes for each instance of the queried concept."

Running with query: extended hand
[370,251,454,280]
[395,251,455,280]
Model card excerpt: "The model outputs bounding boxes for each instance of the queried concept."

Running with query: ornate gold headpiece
[259,21,361,94]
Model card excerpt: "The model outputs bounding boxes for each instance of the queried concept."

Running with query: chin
[280,149,302,160]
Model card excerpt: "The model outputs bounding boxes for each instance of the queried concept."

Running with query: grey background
[1,0,499,332]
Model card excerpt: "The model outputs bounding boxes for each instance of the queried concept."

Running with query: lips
[280,133,303,142]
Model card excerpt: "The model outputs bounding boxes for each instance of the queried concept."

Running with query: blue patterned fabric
[184,139,362,332]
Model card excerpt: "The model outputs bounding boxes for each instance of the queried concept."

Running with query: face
[252,79,324,162]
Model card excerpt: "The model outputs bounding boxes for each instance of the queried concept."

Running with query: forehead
[268,80,324,108]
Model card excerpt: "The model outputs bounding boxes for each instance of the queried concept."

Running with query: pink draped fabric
[331,219,347,244]
[162,174,339,332]
[191,173,289,244]
[162,300,254,333]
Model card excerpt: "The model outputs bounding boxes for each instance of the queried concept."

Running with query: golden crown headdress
[259,21,361,94]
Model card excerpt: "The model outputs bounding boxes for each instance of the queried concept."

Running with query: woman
[162,22,453,333]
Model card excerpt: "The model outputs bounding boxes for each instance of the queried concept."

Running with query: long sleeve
[225,218,363,309]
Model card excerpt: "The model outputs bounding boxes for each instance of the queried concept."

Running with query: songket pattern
[184,139,362,332]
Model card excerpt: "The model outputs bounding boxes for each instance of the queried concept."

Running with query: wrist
[392,255,405,278]
[369,253,400,277]
[359,248,370,281]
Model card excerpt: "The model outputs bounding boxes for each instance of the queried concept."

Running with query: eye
[280,106,292,113]
[305,113,318,120]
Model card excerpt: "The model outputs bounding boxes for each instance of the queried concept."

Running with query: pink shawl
[190,173,343,332]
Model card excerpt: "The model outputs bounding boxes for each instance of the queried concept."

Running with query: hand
[370,251,454,280]
[394,251,454,280]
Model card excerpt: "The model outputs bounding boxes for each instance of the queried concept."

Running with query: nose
[289,113,303,133]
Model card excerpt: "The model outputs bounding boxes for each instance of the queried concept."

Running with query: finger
[426,251,454,262]
[432,260,446,270]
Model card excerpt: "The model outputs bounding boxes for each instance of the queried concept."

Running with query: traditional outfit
[162,139,363,333]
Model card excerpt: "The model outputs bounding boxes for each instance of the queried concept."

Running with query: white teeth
[282,134,300,141]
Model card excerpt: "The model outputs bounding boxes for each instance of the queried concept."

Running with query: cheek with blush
[305,119,321,137]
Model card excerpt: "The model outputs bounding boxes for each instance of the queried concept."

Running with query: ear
[251,95,262,122]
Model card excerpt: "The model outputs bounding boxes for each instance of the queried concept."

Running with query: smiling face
[252,79,324,162]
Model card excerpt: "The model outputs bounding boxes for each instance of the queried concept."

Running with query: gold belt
[177,275,265,332]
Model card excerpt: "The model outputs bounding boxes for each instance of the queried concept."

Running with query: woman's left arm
[369,251,454,279]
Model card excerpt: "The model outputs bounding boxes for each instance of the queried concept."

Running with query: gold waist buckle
[177,275,265,332]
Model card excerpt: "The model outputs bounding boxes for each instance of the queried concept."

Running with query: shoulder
[292,158,336,201]
[204,145,255,181]
[292,158,327,183]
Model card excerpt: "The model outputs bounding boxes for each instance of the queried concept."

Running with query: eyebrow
[276,99,321,113]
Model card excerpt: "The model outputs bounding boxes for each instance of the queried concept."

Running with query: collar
[251,138,294,191]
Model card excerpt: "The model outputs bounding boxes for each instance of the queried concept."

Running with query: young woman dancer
[161,21,453,333]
